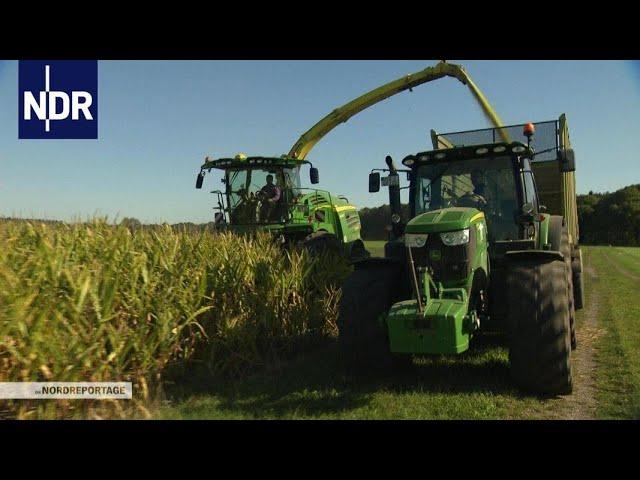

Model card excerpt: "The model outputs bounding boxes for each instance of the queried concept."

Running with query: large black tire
[572,252,585,311]
[303,231,342,256]
[549,217,577,350]
[348,240,370,261]
[573,268,585,311]
[506,257,573,395]
[337,264,404,373]
[561,226,577,350]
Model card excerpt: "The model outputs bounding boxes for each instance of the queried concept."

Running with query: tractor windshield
[414,156,520,241]
[227,167,301,225]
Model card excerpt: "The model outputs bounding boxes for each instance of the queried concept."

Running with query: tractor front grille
[409,229,476,283]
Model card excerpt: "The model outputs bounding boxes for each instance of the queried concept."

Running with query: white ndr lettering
[23,92,46,120]
[48,92,69,120]
[24,91,93,121]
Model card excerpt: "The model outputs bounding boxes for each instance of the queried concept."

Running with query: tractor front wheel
[337,265,402,374]
[506,257,573,395]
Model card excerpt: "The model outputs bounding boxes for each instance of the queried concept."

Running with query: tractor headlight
[405,233,428,248]
[440,229,470,246]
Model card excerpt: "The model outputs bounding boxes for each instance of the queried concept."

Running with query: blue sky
[1,60,639,224]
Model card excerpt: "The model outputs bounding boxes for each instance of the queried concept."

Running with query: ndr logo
[19,60,98,139]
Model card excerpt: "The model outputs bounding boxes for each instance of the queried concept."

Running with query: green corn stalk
[0,219,349,419]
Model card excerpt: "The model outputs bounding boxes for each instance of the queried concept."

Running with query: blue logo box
[19,60,98,139]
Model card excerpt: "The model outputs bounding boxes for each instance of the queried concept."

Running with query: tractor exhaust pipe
[407,246,423,314]
[386,155,403,240]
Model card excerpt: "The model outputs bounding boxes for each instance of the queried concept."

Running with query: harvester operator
[261,175,282,203]
[259,174,282,222]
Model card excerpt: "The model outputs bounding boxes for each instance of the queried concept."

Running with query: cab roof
[201,155,307,170]
[401,141,533,168]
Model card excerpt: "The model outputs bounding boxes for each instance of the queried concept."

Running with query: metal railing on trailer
[431,115,578,243]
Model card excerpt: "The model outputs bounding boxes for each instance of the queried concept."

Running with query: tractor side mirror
[310,167,319,184]
[196,171,205,189]
[558,148,576,173]
[369,172,381,192]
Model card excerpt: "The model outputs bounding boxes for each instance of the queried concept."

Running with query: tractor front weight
[386,267,476,355]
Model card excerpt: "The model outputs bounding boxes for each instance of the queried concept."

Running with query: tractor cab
[196,154,319,228]
[371,118,577,264]
[402,142,536,246]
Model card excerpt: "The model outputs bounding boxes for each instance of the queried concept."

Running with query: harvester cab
[195,154,367,260]
[339,115,583,396]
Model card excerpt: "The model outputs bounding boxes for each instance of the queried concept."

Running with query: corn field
[0,219,350,419]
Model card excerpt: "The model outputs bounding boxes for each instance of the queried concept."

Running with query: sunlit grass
[364,240,386,258]
[589,247,640,418]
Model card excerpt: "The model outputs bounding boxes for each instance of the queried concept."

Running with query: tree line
[358,184,640,246]
[577,184,640,246]
[5,183,638,246]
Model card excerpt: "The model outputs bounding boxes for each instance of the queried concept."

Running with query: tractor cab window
[522,170,538,212]
[227,168,289,224]
[414,156,520,241]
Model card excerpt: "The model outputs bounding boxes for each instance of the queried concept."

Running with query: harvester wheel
[303,231,342,256]
[337,265,400,373]
[506,257,573,395]
[348,240,370,261]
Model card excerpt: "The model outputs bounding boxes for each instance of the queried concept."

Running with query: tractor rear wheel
[560,226,577,350]
[549,217,577,350]
[572,266,585,311]
[561,226,577,351]
[506,257,573,395]
[337,264,402,373]
[572,251,585,311]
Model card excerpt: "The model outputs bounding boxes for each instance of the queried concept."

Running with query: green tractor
[195,154,367,260]
[338,115,583,395]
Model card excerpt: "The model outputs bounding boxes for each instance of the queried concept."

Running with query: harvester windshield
[227,166,302,224]
[414,156,519,241]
